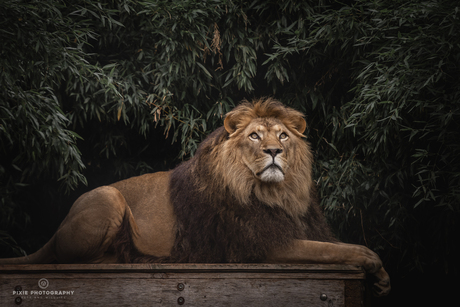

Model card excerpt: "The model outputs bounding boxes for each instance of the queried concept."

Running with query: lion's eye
[249,132,260,140]
[279,132,288,140]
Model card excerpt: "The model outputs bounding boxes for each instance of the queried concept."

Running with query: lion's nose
[263,148,283,158]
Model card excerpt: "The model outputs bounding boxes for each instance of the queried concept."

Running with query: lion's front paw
[371,267,391,296]
[346,244,382,273]
[341,243,391,296]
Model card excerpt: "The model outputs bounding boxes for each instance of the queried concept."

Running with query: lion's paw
[371,267,391,296]
[346,244,382,273]
[341,243,391,296]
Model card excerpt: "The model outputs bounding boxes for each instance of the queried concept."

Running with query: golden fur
[198,98,313,217]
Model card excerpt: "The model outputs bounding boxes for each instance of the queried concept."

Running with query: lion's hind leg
[52,186,132,263]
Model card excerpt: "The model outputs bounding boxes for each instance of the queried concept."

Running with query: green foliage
[1,0,459,276]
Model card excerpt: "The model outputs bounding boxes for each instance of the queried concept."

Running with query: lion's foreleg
[267,239,391,296]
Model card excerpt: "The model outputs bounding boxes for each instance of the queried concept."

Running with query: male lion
[1,98,390,296]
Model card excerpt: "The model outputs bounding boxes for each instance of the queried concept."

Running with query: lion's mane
[115,98,336,263]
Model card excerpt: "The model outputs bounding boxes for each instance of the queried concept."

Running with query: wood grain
[0,264,367,306]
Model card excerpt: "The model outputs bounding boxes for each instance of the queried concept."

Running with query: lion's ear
[294,117,307,134]
[224,113,238,134]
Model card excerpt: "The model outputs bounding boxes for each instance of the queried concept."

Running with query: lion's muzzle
[257,162,285,183]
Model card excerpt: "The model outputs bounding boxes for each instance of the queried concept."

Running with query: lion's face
[222,99,309,187]
[202,98,313,216]
[238,118,291,183]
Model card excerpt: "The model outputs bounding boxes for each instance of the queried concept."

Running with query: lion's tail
[0,236,56,264]
[111,208,136,263]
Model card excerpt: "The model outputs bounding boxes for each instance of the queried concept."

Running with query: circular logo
[38,278,49,289]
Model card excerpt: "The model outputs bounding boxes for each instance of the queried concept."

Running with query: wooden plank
[0,264,366,307]
[344,280,366,307]
[0,263,365,275]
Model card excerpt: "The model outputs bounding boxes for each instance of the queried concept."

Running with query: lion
[0,98,390,296]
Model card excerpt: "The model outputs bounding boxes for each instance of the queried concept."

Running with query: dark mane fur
[165,127,336,263]
[113,104,337,263]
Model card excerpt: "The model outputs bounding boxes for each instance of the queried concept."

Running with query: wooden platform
[0,263,368,306]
